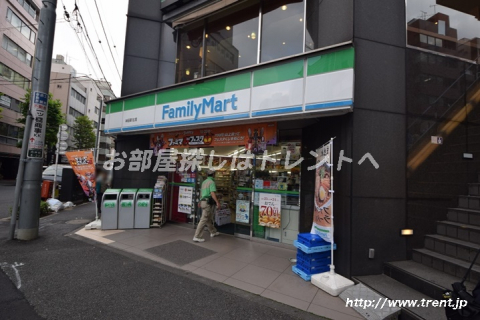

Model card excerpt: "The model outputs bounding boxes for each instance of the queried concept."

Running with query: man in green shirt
[193,170,220,242]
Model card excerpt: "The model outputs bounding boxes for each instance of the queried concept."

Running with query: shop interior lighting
[401,229,414,236]
[185,69,190,75]
[205,34,208,38]
[226,26,231,30]
[281,5,287,10]
[186,45,191,49]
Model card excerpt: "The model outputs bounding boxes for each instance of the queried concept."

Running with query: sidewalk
[76,223,362,320]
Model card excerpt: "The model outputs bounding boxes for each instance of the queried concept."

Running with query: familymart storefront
[105,46,354,246]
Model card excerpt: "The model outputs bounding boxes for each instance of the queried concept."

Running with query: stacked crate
[292,233,337,281]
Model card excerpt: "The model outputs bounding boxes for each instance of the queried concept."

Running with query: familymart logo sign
[162,94,239,121]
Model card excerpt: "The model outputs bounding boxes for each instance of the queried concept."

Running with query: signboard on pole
[178,186,193,213]
[258,193,281,228]
[27,92,48,158]
[311,141,333,242]
[65,151,96,198]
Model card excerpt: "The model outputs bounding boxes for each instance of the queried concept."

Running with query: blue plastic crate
[297,250,331,262]
[297,233,330,247]
[292,265,311,281]
[296,263,330,276]
[294,240,337,254]
[297,254,330,268]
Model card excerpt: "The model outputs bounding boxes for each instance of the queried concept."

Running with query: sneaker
[210,232,220,237]
[193,237,205,242]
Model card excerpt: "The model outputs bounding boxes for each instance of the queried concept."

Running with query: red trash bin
[41,180,52,199]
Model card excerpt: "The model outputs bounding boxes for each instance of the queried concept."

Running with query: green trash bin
[102,189,121,230]
[118,189,137,229]
[135,189,153,229]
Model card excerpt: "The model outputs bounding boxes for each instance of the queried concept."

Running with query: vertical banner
[178,186,193,213]
[27,92,48,158]
[65,151,96,198]
[311,141,333,242]
[235,200,250,223]
[258,193,281,228]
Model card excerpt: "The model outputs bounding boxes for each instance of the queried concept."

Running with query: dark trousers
[96,192,103,216]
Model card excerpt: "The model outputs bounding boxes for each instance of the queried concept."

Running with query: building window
[175,20,204,83]
[94,107,99,114]
[0,94,22,112]
[175,0,315,83]
[6,8,36,44]
[2,36,33,67]
[407,0,480,62]
[0,62,29,90]
[70,88,86,104]
[0,122,20,146]
[204,0,260,77]
[16,0,38,20]
[68,107,83,118]
[260,0,304,62]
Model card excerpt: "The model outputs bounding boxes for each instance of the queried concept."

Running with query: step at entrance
[354,172,480,319]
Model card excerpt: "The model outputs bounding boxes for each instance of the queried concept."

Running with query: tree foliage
[17,90,64,148]
[73,115,96,149]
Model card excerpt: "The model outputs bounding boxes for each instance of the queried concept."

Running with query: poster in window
[178,186,193,214]
[235,200,250,224]
[258,193,281,228]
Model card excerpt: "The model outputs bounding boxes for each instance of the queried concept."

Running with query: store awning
[172,0,240,27]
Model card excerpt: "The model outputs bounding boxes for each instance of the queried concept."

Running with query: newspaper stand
[152,176,168,228]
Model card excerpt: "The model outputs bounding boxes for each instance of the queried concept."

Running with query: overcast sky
[52,0,128,97]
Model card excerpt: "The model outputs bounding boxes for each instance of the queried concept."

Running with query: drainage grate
[146,240,216,266]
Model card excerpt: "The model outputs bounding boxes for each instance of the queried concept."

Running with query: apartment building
[0,0,41,179]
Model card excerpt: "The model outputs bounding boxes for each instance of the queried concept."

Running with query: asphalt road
[0,203,323,320]
[0,180,15,219]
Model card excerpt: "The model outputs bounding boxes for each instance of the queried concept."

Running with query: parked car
[42,165,71,182]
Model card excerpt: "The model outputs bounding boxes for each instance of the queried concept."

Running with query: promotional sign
[258,193,281,228]
[150,122,277,155]
[311,141,333,242]
[178,186,193,213]
[236,200,250,223]
[27,92,48,158]
[65,151,96,198]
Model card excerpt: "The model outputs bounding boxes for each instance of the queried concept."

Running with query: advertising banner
[258,193,281,228]
[150,122,277,155]
[65,150,96,198]
[27,92,48,158]
[311,141,333,242]
[235,200,250,223]
[178,186,193,213]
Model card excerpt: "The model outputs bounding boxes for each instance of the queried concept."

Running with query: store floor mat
[146,240,216,266]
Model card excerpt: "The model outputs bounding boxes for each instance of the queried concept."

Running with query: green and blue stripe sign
[105,47,354,134]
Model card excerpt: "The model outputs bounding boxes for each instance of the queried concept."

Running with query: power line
[75,6,115,94]
[91,0,122,81]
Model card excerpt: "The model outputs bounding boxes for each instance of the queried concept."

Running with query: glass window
[407,0,480,62]
[260,0,304,62]
[420,34,427,43]
[175,21,204,83]
[6,8,36,43]
[205,1,259,77]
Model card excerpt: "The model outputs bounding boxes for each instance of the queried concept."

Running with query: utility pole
[16,0,58,241]
[94,98,103,164]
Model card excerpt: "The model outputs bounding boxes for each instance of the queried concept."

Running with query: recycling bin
[102,189,121,230]
[118,189,137,229]
[135,189,153,229]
